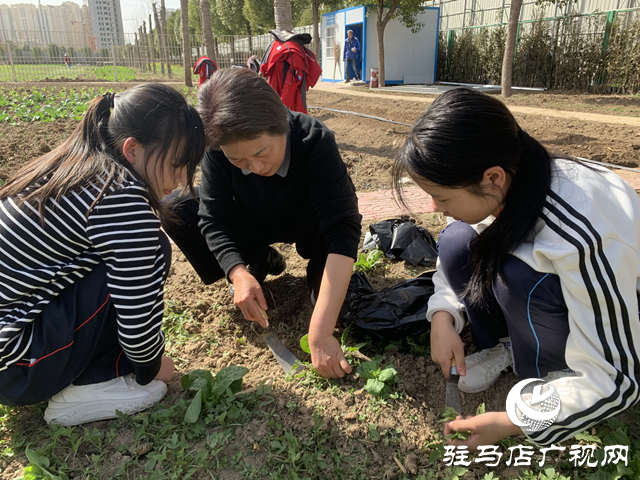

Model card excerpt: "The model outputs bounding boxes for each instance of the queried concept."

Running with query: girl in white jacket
[393,88,640,447]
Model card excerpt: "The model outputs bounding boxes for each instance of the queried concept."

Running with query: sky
[7,0,180,33]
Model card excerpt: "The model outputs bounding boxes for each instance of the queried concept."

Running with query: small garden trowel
[263,334,304,375]
[446,358,461,414]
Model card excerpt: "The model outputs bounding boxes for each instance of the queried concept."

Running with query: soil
[352,85,640,118]
[1,83,639,479]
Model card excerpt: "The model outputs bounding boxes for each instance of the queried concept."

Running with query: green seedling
[181,365,249,423]
[300,326,369,361]
[439,406,471,441]
[355,359,398,397]
[15,446,68,480]
[353,248,384,273]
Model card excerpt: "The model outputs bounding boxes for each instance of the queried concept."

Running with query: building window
[325,26,335,59]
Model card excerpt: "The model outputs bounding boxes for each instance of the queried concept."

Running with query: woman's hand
[431,311,466,378]
[154,356,175,383]
[229,265,268,327]
[444,412,522,450]
[307,253,354,379]
[309,333,352,379]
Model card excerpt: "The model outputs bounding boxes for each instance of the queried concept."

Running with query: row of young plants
[438,8,640,93]
[1,294,640,479]
[0,86,123,124]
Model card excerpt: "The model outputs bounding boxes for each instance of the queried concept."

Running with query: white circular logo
[506,379,561,433]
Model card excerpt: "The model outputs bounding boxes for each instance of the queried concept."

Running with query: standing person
[64,53,71,68]
[393,88,640,447]
[163,68,362,379]
[0,84,205,426]
[343,29,361,83]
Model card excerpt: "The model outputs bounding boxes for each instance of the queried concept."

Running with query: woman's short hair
[197,68,289,148]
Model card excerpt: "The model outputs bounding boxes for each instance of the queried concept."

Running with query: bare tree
[161,0,172,76]
[152,3,165,75]
[274,0,293,31]
[312,1,320,58]
[181,0,193,86]
[149,14,157,75]
[200,0,217,63]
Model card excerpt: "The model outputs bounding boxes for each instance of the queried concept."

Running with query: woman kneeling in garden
[394,88,640,447]
[164,68,362,380]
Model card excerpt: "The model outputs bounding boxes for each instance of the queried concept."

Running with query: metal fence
[0,25,317,83]
[437,7,640,92]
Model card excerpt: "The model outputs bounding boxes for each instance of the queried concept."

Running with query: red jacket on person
[260,39,322,114]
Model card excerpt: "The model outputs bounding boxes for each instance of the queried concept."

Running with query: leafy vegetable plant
[353,248,384,273]
[15,446,67,480]
[181,366,249,423]
[356,359,398,397]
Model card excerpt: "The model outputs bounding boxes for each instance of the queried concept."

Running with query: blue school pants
[437,221,571,378]
[0,234,171,407]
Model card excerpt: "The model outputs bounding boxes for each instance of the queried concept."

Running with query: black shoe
[345,79,350,83]
[247,246,286,284]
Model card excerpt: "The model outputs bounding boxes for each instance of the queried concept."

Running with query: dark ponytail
[393,88,553,305]
[0,84,205,225]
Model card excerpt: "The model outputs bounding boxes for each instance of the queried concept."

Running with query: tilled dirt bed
[1,84,640,479]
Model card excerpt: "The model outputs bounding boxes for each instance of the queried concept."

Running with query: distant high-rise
[0,1,89,49]
[87,0,124,49]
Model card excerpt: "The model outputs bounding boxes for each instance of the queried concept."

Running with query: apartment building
[87,0,124,49]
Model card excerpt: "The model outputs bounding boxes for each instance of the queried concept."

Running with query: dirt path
[305,88,640,193]
[313,83,640,127]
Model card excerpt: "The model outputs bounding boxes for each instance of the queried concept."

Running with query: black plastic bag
[362,218,438,267]
[342,271,435,341]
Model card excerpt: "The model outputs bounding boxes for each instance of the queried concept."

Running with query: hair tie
[105,92,116,109]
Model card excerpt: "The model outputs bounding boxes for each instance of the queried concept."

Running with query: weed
[439,406,470,441]
[355,358,398,397]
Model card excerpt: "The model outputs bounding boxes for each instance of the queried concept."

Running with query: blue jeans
[437,221,571,378]
[345,58,360,80]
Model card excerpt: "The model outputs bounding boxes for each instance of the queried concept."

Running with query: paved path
[357,170,640,220]
[313,83,640,128]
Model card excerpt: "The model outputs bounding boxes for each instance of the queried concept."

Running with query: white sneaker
[458,342,512,393]
[44,375,167,426]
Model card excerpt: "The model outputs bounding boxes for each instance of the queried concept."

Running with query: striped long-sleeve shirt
[0,175,167,384]
[427,159,640,445]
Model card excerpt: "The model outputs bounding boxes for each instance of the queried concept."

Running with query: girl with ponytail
[0,84,205,425]
[394,88,640,448]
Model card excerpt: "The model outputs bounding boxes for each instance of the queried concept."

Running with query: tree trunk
[274,0,293,31]
[161,0,172,76]
[142,22,151,72]
[180,0,193,86]
[135,32,142,70]
[200,0,217,63]
[375,0,400,88]
[230,37,236,63]
[377,15,385,87]
[501,0,523,98]
[312,1,320,59]
[150,14,157,75]
[247,24,253,56]
[152,3,165,75]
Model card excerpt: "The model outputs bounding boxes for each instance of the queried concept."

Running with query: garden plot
[0,83,639,480]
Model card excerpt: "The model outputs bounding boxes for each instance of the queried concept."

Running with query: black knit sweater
[198,111,362,277]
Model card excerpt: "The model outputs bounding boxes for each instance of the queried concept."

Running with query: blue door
[345,23,363,80]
